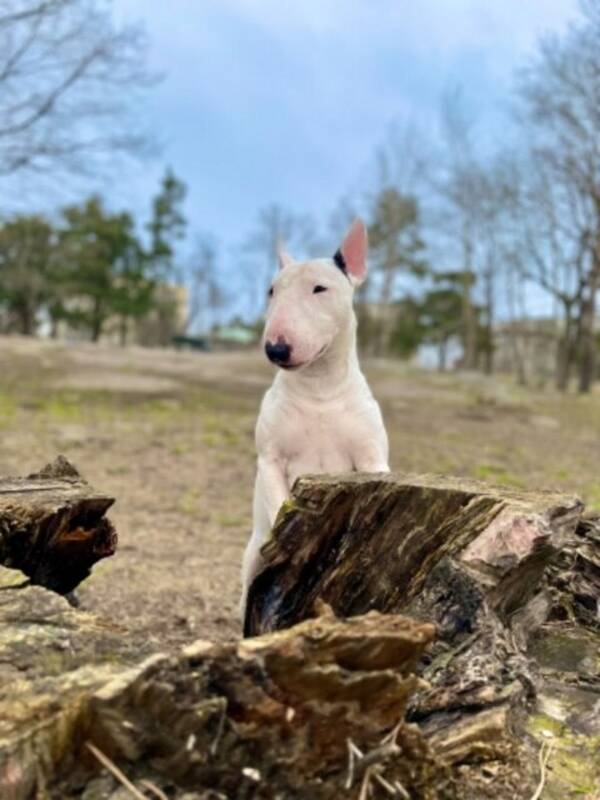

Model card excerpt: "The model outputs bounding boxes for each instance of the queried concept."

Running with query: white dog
[240,219,389,618]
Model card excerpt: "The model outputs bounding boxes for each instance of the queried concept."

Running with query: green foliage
[388,297,423,357]
[369,188,427,291]
[57,197,152,342]
[419,271,466,368]
[147,168,187,280]
[0,170,189,345]
[360,187,428,356]
[0,216,56,335]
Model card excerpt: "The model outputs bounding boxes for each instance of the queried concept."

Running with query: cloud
[108,0,581,257]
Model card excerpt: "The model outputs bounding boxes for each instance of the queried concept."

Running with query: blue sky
[110,0,579,263]
[5,0,579,322]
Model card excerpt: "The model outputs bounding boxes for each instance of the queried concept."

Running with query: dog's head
[262,219,367,371]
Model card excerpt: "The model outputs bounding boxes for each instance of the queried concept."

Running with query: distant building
[493,318,559,383]
[42,283,189,346]
[210,324,257,350]
[134,284,188,347]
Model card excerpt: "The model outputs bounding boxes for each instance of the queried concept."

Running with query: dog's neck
[276,314,362,403]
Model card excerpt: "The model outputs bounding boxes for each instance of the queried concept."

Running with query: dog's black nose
[265,341,292,365]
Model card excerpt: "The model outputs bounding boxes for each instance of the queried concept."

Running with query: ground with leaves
[0,335,598,648]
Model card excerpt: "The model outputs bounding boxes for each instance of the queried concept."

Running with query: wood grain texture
[0,456,116,594]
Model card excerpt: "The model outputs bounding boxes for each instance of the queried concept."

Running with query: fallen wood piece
[245,472,582,636]
[245,472,600,798]
[0,578,455,800]
[0,455,116,594]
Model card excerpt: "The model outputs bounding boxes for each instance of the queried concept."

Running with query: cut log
[246,473,600,798]
[0,456,116,594]
[0,575,456,800]
[1,465,598,799]
[245,472,582,636]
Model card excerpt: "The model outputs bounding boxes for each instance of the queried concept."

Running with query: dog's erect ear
[333,219,367,286]
[277,242,294,270]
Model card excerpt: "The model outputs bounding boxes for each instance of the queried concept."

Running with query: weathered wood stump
[246,473,600,798]
[0,456,116,594]
[0,573,453,800]
[245,473,582,636]
[1,465,598,798]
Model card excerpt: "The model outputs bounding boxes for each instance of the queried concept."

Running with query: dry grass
[0,335,597,647]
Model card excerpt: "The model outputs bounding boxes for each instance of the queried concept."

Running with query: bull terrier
[240,219,389,620]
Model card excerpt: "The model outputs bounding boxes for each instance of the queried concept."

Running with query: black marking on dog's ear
[333,248,349,277]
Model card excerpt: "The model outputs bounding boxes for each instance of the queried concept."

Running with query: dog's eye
[313,285,328,294]
[268,286,273,297]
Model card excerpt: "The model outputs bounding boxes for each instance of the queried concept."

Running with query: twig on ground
[346,739,358,790]
[529,739,555,800]
[210,697,228,755]
[347,736,408,798]
[358,765,373,800]
[85,742,147,800]
[139,780,169,800]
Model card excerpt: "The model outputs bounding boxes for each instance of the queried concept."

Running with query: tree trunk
[437,339,447,371]
[482,265,494,375]
[556,302,576,391]
[460,235,477,370]
[0,456,116,594]
[577,264,599,393]
[91,297,104,342]
[246,473,582,635]
[119,314,128,347]
[505,262,528,386]
[17,300,35,336]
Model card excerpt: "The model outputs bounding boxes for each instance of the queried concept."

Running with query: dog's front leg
[353,440,390,473]
[257,454,289,526]
[240,455,288,622]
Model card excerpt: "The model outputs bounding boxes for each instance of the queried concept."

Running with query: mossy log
[246,473,600,798]
[0,456,116,594]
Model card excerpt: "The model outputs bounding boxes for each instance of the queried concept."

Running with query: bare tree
[516,3,600,391]
[435,88,488,370]
[0,0,154,178]
[186,235,226,334]
[243,204,318,314]
[367,186,426,354]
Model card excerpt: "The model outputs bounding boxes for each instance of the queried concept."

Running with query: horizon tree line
[1,0,599,393]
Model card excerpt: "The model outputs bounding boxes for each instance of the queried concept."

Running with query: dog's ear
[334,219,367,286]
[277,242,294,270]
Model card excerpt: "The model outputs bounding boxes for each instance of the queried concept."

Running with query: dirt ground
[1,335,599,649]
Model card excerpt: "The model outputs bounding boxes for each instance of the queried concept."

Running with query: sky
[109,0,579,262]
[7,0,581,323]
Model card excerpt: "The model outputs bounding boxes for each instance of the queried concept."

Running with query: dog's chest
[275,400,357,485]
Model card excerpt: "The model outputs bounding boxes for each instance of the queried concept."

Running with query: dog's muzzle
[265,341,292,365]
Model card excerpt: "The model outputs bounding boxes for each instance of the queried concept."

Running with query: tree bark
[246,473,600,799]
[1,467,598,799]
[577,263,599,393]
[246,473,582,635]
[556,301,577,391]
[460,236,477,370]
[1,577,457,800]
[0,456,116,594]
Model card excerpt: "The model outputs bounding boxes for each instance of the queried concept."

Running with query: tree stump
[0,574,454,800]
[0,455,116,594]
[1,466,598,799]
[245,473,582,636]
[246,473,600,798]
